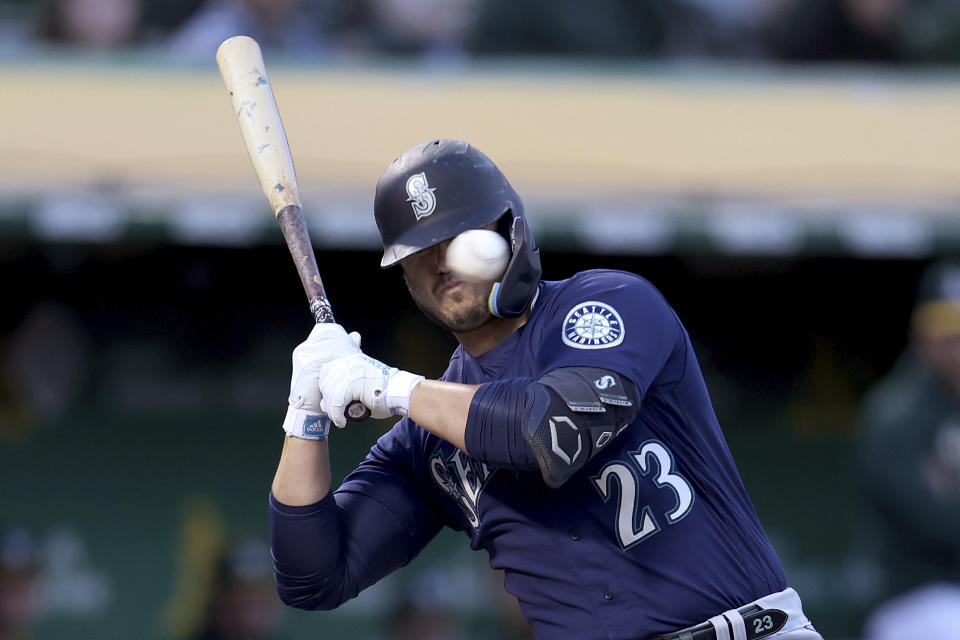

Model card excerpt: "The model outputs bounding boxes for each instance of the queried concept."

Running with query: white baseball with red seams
[445,229,509,283]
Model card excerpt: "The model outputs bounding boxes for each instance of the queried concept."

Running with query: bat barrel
[216,35,302,215]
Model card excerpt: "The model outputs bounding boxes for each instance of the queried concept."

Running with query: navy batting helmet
[374,139,541,318]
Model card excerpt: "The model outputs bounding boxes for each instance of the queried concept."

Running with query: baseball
[446,229,510,283]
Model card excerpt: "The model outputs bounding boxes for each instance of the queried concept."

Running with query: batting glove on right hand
[283,323,361,440]
[317,353,424,428]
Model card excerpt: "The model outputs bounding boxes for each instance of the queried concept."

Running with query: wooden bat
[216,35,370,422]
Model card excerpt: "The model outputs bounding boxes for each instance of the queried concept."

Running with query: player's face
[400,237,494,334]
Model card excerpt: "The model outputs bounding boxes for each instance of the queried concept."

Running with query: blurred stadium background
[1,0,959,638]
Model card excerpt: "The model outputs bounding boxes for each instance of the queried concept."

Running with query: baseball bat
[216,35,370,422]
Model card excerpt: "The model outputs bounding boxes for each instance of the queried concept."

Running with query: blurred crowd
[0,0,958,64]
[4,504,532,640]
[0,528,40,640]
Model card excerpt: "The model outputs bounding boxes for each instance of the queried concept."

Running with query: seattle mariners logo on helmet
[405,172,436,220]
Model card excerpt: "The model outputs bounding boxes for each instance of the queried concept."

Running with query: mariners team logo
[429,447,494,529]
[594,375,616,390]
[562,301,625,349]
[405,172,437,220]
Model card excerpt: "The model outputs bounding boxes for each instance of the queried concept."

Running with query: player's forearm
[272,436,332,506]
[407,380,481,452]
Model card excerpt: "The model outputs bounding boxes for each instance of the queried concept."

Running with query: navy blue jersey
[270,269,786,639]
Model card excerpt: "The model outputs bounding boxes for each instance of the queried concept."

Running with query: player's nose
[435,239,453,274]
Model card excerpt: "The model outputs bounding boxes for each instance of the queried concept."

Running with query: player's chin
[444,308,493,333]
[441,292,493,332]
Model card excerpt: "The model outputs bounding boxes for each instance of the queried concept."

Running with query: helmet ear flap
[489,215,541,318]
[495,211,514,241]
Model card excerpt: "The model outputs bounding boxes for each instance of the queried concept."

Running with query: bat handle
[307,295,372,423]
[276,207,369,423]
[309,295,336,324]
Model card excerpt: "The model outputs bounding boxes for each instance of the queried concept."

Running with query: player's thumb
[317,396,342,428]
[327,401,347,428]
[349,331,362,349]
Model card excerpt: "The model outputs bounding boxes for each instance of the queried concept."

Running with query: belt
[652,606,787,640]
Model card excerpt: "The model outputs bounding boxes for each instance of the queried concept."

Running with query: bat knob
[345,401,371,422]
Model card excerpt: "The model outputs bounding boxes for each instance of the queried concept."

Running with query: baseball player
[858,262,960,640]
[268,139,823,640]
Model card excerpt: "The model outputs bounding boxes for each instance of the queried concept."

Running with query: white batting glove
[282,323,361,440]
[317,353,425,428]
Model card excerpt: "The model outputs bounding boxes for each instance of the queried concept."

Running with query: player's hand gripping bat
[216,35,370,422]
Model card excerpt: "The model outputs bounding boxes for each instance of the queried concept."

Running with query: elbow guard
[523,367,639,488]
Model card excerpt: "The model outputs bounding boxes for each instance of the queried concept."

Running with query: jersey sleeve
[269,419,444,610]
[537,270,686,397]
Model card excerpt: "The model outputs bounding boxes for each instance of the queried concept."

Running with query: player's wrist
[282,406,332,440]
[385,370,425,416]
